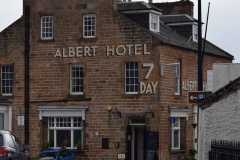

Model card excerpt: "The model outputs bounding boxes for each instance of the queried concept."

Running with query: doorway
[131,126,144,160]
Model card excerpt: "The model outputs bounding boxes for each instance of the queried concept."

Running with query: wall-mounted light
[112,108,121,119]
[145,108,154,119]
[107,105,112,111]
[192,123,197,129]
[114,141,119,148]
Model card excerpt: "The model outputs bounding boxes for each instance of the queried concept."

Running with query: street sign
[188,91,212,104]
[169,117,175,124]
[18,116,24,126]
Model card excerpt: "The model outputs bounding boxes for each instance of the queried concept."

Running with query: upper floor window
[174,59,180,95]
[125,62,138,94]
[1,66,13,95]
[70,64,83,95]
[150,13,159,32]
[41,16,53,40]
[83,14,96,38]
[193,25,198,42]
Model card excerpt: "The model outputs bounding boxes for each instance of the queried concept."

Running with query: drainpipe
[24,5,30,145]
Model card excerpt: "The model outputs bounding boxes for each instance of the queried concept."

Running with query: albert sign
[188,91,212,104]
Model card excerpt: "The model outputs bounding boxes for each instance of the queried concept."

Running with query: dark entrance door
[126,125,145,160]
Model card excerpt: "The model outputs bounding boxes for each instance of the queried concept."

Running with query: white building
[198,63,240,160]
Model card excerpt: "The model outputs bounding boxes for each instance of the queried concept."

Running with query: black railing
[209,140,240,160]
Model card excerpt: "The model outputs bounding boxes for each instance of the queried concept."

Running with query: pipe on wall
[24,5,30,145]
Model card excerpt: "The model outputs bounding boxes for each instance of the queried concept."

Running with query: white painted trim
[41,16,53,40]
[192,24,198,42]
[169,107,190,120]
[0,105,12,131]
[37,106,88,120]
[120,10,162,15]
[149,13,160,32]
[170,111,188,117]
[70,63,84,95]
[174,59,181,95]
[83,14,96,38]
[166,22,194,26]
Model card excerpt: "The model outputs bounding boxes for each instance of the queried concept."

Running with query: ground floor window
[0,106,12,131]
[48,117,82,149]
[37,106,88,150]
[171,117,186,150]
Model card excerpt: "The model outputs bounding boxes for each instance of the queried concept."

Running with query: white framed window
[1,66,13,95]
[48,117,82,149]
[83,14,96,38]
[174,59,180,95]
[171,117,180,149]
[169,106,189,150]
[41,16,53,40]
[70,63,83,95]
[125,62,138,94]
[193,25,198,42]
[149,13,159,32]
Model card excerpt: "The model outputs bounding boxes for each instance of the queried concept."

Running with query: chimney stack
[113,0,117,10]
[149,0,153,3]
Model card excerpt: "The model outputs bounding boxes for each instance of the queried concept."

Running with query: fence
[209,140,240,160]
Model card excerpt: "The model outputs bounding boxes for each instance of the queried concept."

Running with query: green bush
[44,140,50,147]
[77,140,81,149]
[189,148,197,158]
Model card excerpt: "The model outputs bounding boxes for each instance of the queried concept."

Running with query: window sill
[79,37,98,43]
[70,149,86,154]
[66,94,92,101]
[174,95,182,100]
[38,39,55,43]
[171,149,187,154]
[2,95,14,99]
[121,94,140,99]
[67,93,86,98]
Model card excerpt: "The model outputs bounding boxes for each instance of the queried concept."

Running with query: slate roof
[116,2,234,60]
[117,1,163,13]
[160,14,198,24]
[0,95,12,105]
[151,23,233,59]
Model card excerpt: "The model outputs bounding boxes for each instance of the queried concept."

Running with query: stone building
[0,0,233,159]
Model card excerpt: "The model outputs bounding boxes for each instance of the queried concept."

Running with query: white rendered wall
[212,63,240,92]
[198,89,240,160]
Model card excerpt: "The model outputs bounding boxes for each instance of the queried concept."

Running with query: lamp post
[107,105,112,125]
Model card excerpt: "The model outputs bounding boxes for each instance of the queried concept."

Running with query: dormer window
[193,25,198,42]
[150,13,159,32]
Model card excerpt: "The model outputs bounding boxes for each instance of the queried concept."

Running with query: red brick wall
[0,1,232,160]
[158,44,231,159]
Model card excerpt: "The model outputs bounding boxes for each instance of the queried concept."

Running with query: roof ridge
[141,1,151,9]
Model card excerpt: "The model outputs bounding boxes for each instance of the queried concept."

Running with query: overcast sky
[0,0,239,63]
